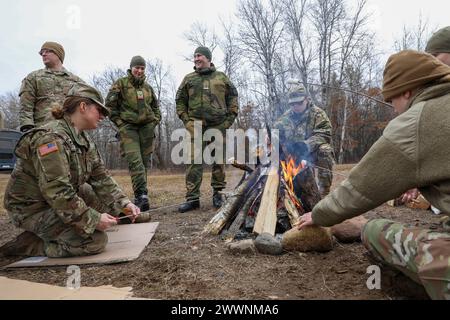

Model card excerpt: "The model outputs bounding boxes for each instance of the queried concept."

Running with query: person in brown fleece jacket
[297,50,450,300]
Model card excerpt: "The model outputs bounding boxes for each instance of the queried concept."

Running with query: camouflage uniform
[19,68,85,131]
[274,106,334,196]
[362,219,450,299]
[312,79,450,299]
[105,70,161,198]
[176,64,239,201]
[4,117,131,257]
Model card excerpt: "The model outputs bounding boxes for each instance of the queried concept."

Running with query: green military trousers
[8,184,112,258]
[185,121,226,201]
[118,122,156,196]
[362,218,450,300]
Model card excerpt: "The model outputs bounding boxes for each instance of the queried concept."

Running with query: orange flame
[281,156,305,208]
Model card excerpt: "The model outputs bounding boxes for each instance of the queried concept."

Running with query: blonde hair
[51,97,93,119]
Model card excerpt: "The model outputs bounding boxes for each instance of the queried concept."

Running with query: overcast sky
[0,0,448,93]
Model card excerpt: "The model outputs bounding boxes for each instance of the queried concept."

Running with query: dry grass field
[0,165,439,299]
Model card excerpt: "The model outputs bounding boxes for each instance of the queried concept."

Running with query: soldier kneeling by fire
[0,83,149,258]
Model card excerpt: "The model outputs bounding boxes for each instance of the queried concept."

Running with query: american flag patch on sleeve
[38,142,59,156]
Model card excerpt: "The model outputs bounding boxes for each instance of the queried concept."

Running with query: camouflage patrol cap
[288,81,308,104]
[426,26,450,54]
[67,83,110,116]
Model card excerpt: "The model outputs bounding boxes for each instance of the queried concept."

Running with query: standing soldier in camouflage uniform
[105,56,161,212]
[1,83,140,258]
[297,51,450,300]
[274,82,334,198]
[176,47,239,213]
[19,41,85,132]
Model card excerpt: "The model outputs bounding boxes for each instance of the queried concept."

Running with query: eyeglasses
[39,49,55,56]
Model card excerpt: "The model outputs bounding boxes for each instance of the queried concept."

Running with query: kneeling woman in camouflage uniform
[3,83,140,258]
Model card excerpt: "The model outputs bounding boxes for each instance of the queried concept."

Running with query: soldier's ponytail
[52,97,93,119]
[51,103,64,119]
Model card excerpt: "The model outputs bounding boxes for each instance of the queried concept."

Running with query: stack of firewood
[203,156,323,241]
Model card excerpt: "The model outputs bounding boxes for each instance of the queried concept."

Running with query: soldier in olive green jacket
[274,82,334,197]
[297,51,450,300]
[176,47,239,213]
[2,83,140,258]
[105,56,161,212]
[19,41,85,132]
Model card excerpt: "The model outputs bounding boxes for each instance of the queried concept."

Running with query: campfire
[203,152,322,242]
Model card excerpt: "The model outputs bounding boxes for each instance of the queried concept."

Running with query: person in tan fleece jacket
[297,50,450,300]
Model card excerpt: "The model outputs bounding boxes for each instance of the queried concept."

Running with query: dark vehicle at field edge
[0,129,22,171]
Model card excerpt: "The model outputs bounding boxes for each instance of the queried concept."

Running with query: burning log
[226,186,260,238]
[205,143,330,253]
[203,166,264,235]
[253,166,279,236]
[293,166,322,212]
[283,189,303,227]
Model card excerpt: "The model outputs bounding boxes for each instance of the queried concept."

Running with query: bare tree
[393,13,435,51]
[218,16,242,81]
[0,90,20,130]
[237,0,286,122]
[309,0,345,107]
[90,66,126,97]
[183,21,219,62]
[146,58,177,169]
[282,0,315,90]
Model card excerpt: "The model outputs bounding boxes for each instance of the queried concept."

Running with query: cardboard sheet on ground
[5,222,159,268]
[0,276,135,300]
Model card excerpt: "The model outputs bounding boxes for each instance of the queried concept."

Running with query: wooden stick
[203,166,263,235]
[253,166,279,236]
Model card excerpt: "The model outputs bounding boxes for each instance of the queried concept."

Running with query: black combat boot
[178,199,200,213]
[134,193,150,212]
[0,231,45,257]
[212,192,224,209]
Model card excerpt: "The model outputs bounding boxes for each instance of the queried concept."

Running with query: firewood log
[203,166,264,235]
[293,166,321,212]
[253,166,279,236]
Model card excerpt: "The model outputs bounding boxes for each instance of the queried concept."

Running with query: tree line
[0,0,436,169]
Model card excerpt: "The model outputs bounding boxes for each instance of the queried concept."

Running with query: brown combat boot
[134,211,151,223]
[0,231,45,257]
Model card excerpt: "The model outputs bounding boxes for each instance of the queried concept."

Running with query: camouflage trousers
[362,218,450,300]
[8,184,111,258]
[185,121,226,201]
[312,144,334,195]
[118,122,156,196]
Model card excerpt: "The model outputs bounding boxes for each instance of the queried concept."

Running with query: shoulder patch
[38,141,59,156]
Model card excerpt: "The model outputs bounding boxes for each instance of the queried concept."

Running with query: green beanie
[426,26,450,54]
[194,46,212,61]
[130,55,146,68]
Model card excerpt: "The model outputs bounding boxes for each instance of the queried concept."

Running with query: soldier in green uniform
[1,83,140,258]
[297,50,450,300]
[274,82,334,198]
[176,47,239,213]
[105,56,161,212]
[19,41,85,132]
